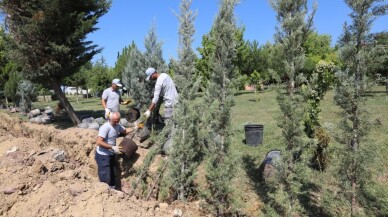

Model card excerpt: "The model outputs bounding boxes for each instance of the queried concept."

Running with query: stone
[50,162,64,172]
[173,208,183,217]
[2,187,16,195]
[58,170,75,180]
[31,160,47,174]
[52,149,66,162]
[159,203,169,210]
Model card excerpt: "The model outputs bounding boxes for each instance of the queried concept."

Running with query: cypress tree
[144,22,168,119]
[334,0,387,215]
[162,0,200,201]
[268,0,316,215]
[200,0,239,215]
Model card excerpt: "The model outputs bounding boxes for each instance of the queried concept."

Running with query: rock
[139,140,153,149]
[50,162,64,172]
[41,116,51,124]
[35,115,43,124]
[30,108,41,117]
[120,118,130,127]
[68,183,86,196]
[31,160,48,174]
[95,117,105,125]
[2,188,16,195]
[159,203,169,210]
[58,170,75,180]
[78,123,89,129]
[52,149,66,162]
[87,122,99,130]
[6,146,18,154]
[44,109,54,115]
[173,208,183,217]
[82,117,94,124]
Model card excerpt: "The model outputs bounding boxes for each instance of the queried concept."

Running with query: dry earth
[0,112,205,217]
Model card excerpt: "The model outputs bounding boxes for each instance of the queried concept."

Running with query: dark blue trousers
[95,152,117,187]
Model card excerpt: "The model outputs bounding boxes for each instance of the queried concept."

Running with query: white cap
[145,68,156,81]
[112,78,122,87]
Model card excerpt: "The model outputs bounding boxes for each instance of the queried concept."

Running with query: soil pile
[0,112,204,217]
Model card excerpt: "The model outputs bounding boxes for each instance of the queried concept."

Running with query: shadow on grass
[242,154,330,216]
[234,91,254,96]
[362,91,388,97]
[51,110,104,130]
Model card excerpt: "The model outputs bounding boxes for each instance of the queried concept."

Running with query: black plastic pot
[244,124,264,146]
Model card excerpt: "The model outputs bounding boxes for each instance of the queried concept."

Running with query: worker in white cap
[101,78,130,119]
[144,68,178,122]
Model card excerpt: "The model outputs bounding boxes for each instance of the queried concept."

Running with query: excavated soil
[0,112,205,217]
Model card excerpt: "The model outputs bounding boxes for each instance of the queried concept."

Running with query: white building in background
[62,86,90,95]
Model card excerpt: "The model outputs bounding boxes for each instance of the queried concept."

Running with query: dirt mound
[0,112,204,217]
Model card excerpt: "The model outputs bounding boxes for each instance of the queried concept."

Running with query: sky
[87,0,388,67]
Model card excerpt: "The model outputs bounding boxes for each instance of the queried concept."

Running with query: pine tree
[200,0,239,215]
[334,0,387,215]
[122,42,149,108]
[268,0,316,215]
[0,0,111,124]
[162,0,200,201]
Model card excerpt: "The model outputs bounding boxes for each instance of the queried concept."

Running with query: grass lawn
[31,86,388,214]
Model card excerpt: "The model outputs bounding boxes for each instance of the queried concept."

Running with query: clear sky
[87,0,388,67]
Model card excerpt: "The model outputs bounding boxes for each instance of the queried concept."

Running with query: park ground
[0,86,387,216]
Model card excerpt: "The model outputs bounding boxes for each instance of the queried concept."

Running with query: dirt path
[0,112,204,217]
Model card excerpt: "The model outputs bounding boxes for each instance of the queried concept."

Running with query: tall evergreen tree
[143,22,168,119]
[334,0,387,215]
[113,45,132,80]
[268,0,316,215]
[122,42,148,108]
[0,0,111,124]
[200,0,239,215]
[162,0,200,201]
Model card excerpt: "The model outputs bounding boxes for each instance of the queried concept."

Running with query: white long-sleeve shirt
[152,73,178,108]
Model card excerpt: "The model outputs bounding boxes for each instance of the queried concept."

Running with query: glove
[121,100,131,105]
[144,110,151,118]
[111,145,122,154]
[134,120,144,129]
[105,108,111,119]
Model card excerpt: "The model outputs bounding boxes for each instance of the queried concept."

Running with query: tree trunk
[385,74,388,94]
[76,86,79,104]
[51,78,81,125]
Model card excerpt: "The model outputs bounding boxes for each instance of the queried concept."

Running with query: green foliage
[162,0,201,201]
[113,45,132,80]
[0,0,111,124]
[196,26,248,90]
[122,42,149,109]
[0,0,111,82]
[4,70,21,105]
[268,0,316,215]
[303,60,337,137]
[86,58,111,96]
[303,32,341,75]
[17,80,37,113]
[198,0,239,215]
[333,0,387,215]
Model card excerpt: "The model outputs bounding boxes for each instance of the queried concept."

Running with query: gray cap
[145,68,156,81]
[112,78,122,87]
